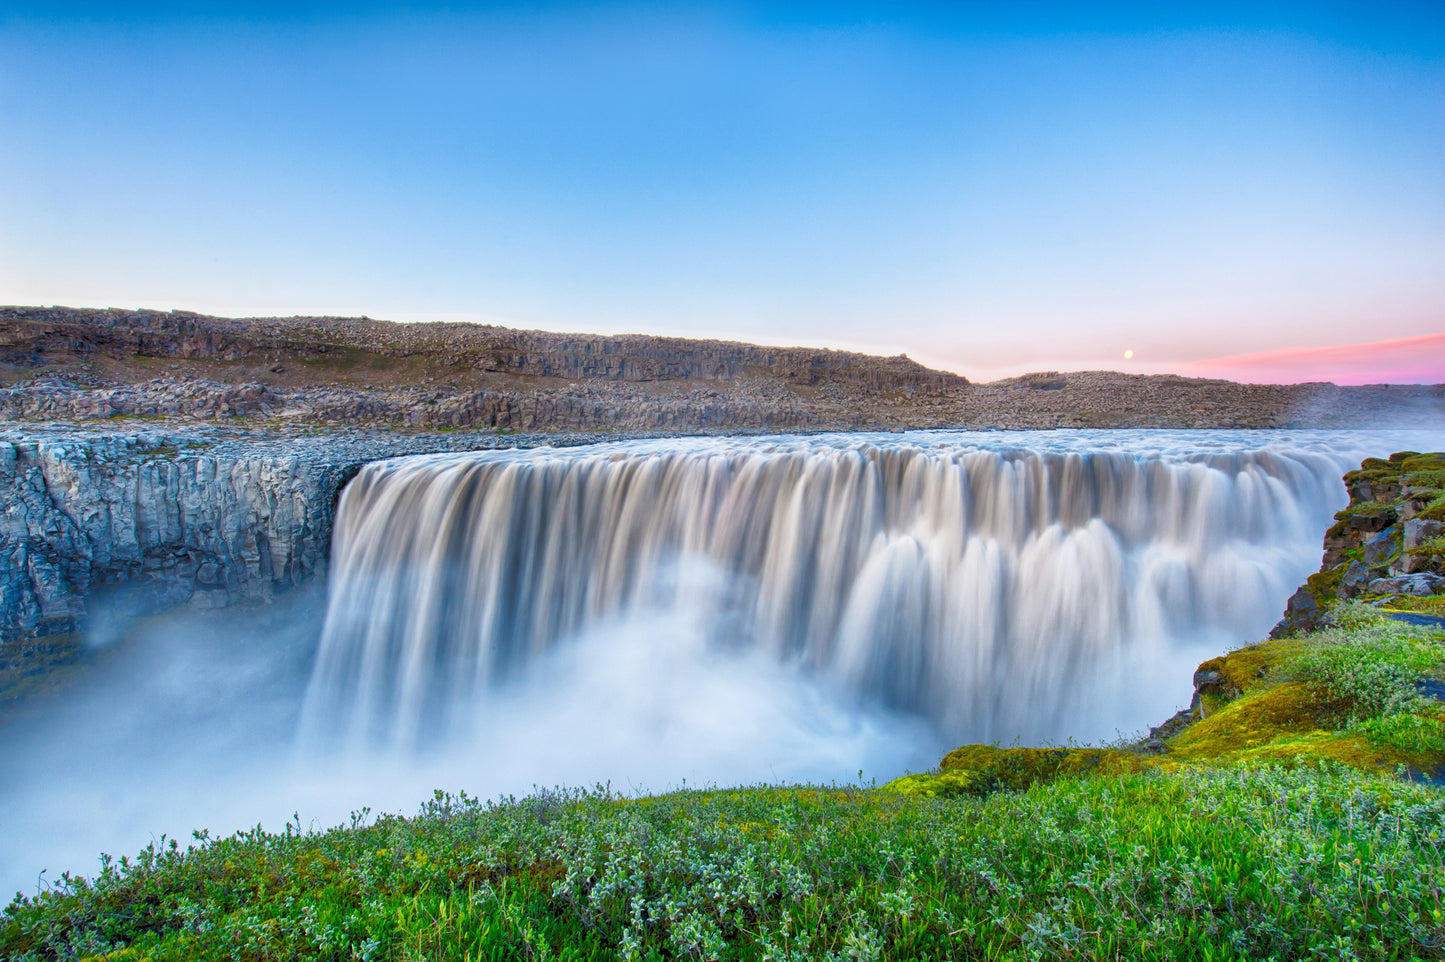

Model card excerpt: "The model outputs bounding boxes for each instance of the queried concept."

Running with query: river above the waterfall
[4,427,1445,896]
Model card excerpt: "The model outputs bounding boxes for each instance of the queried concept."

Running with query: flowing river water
[3,428,1443,895]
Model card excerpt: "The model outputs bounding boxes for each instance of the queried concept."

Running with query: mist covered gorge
[2,425,1444,900]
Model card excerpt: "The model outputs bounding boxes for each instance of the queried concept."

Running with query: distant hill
[1,306,1440,432]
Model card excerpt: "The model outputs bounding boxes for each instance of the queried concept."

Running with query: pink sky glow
[1181,333,1445,386]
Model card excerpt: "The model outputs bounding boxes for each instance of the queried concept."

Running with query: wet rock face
[0,434,349,640]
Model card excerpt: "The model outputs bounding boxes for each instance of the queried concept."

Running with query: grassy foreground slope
[1,769,1442,961]
[4,607,1445,962]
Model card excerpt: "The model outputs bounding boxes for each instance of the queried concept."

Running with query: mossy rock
[1306,564,1348,600]
[1195,638,1303,697]
[1404,474,1445,491]
[880,768,991,799]
[1172,683,1339,761]
[1335,500,1397,521]
[1401,454,1445,474]
[936,744,1171,792]
[883,745,1173,799]
[1406,535,1445,558]
[1171,681,1437,772]
[1350,457,1395,475]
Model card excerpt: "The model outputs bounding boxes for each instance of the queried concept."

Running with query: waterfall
[300,432,1350,751]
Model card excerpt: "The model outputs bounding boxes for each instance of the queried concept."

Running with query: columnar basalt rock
[0,434,347,640]
[0,427,608,645]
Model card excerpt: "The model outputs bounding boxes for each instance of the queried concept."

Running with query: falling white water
[300,430,1357,751]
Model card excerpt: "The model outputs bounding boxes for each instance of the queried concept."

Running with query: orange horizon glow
[1180,332,1445,386]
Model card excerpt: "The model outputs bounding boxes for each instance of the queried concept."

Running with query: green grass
[6,769,1445,962]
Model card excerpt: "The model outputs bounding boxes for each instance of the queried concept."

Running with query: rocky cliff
[0,427,599,646]
[1273,451,1445,635]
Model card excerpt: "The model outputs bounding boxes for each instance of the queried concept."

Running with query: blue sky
[2,2,1442,381]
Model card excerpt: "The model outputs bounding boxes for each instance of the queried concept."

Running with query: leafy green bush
[1282,609,1445,761]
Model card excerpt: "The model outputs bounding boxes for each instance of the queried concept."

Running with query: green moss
[1171,613,1445,773]
[1305,563,1348,600]
[1378,595,1445,615]
[880,768,989,798]
[1173,683,1334,759]
[1419,495,1445,522]
[1195,637,1304,697]
[1406,535,1445,557]
[1333,499,1396,521]
[1401,453,1445,473]
[1171,681,1428,771]
[932,744,1170,793]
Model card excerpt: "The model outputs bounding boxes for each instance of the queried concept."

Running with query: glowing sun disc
[1123,349,1134,359]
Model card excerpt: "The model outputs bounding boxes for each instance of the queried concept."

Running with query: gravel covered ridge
[3,306,1441,431]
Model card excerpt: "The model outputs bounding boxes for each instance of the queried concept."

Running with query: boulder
[1347,507,1397,533]
[1401,498,1434,521]
[1404,518,1444,551]
[1341,560,1377,594]
[1271,585,1321,636]
[1362,526,1400,566]
[1398,553,1436,575]
[1365,573,1445,597]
